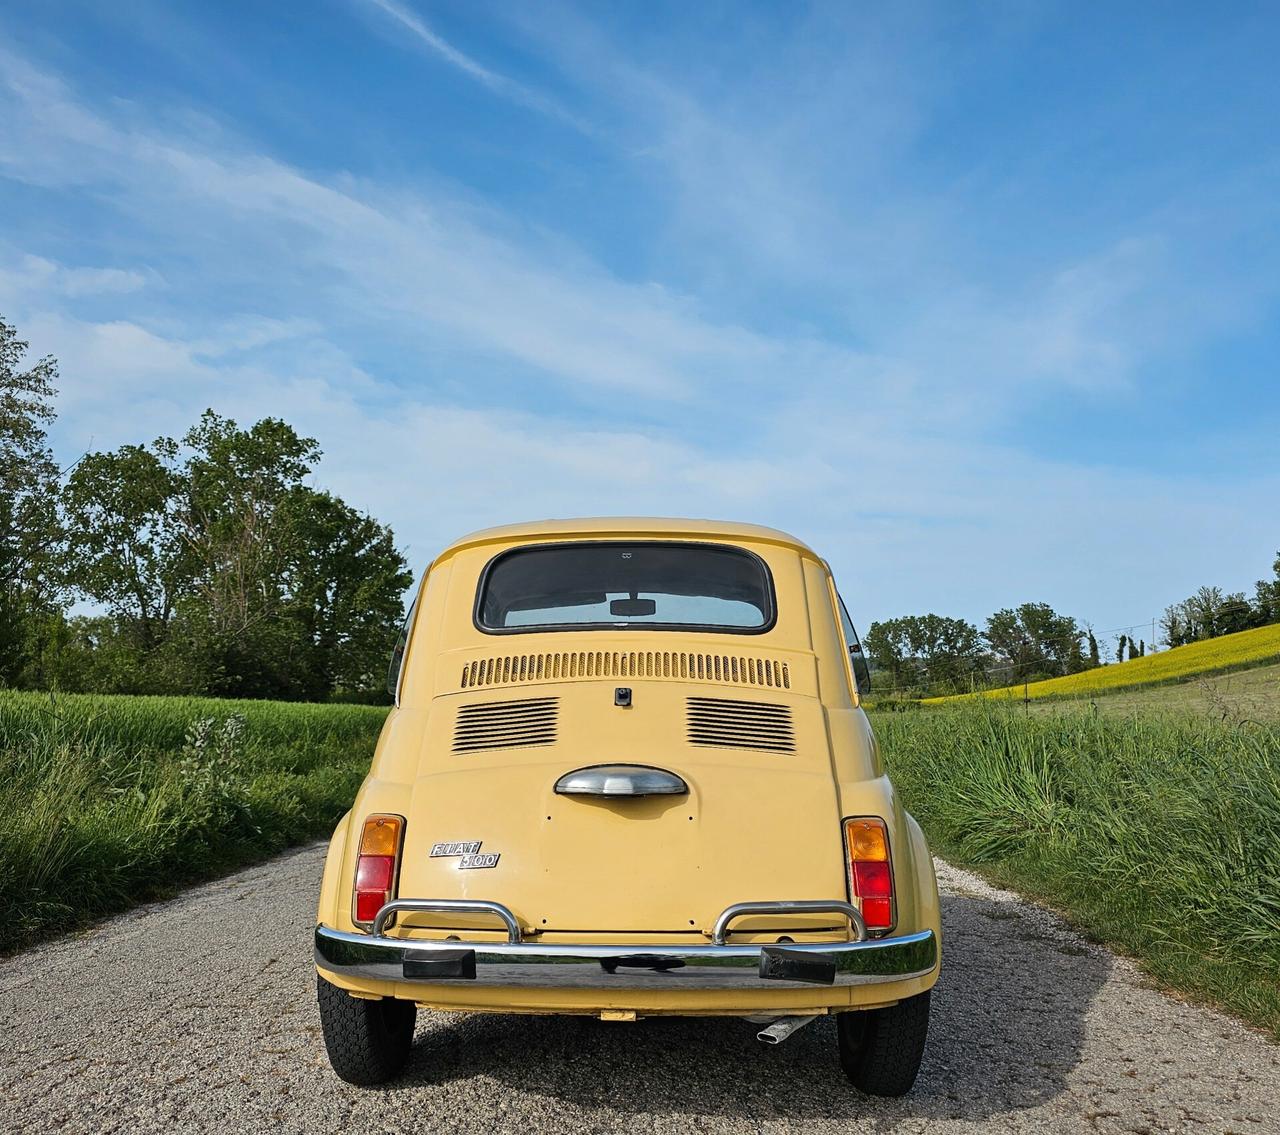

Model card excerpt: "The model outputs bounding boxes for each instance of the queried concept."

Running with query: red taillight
[844,817,895,934]
[353,815,403,929]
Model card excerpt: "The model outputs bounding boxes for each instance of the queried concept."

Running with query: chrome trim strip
[314,925,937,991]
[372,899,522,943]
[554,764,688,797]
[712,900,866,946]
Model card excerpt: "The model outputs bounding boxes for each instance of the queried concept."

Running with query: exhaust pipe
[756,1014,820,1045]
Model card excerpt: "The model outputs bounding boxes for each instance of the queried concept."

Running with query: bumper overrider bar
[315,898,938,990]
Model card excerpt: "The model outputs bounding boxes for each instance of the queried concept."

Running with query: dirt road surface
[2,845,1276,1134]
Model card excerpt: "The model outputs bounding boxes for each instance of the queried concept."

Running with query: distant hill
[925,622,1280,705]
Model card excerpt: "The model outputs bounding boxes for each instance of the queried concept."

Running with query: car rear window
[477,542,774,633]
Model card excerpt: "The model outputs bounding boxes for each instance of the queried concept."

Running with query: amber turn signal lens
[359,815,402,857]
[844,817,889,862]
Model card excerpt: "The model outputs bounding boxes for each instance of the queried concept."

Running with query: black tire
[317,975,417,1086]
[836,990,931,1097]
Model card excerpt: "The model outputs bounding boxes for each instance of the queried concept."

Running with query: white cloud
[499,5,1280,410]
[0,50,811,405]
[350,0,593,134]
[27,299,1277,636]
[0,254,152,300]
[2,41,1277,635]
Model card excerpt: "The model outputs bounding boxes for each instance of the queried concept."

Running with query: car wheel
[836,990,931,1097]
[317,974,417,1086]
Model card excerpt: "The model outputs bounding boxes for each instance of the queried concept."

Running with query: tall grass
[875,704,1280,1035]
[0,690,387,953]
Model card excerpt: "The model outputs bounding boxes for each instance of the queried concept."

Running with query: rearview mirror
[610,597,657,617]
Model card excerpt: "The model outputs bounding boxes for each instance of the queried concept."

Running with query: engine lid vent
[686,697,795,753]
[460,651,790,691]
[453,697,559,753]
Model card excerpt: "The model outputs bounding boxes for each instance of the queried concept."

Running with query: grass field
[874,704,1280,1037]
[925,622,1280,705]
[0,690,387,954]
[1026,661,1280,722]
[8,686,1278,1042]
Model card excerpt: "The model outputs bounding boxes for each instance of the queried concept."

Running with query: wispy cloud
[352,0,593,134]
[20,290,1275,623]
[498,3,1280,407]
[2,10,1278,632]
[0,254,153,298]
[0,51,755,401]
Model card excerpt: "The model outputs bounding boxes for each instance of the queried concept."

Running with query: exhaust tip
[755,1014,819,1045]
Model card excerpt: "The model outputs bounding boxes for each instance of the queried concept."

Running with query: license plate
[759,945,837,985]
[403,948,477,980]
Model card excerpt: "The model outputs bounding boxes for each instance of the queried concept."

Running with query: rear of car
[314,519,941,1095]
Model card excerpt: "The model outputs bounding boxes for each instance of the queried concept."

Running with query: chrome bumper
[315,898,938,991]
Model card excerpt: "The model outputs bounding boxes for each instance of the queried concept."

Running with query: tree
[1186,587,1222,639]
[864,614,982,694]
[1087,629,1100,668]
[1161,603,1188,648]
[1217,592,1255,636]
[0,315,64,686]
[1116,634,1128,664]
[863,620,915,691]
[62,410,410,700]
[985,602,1086,682]
[1253,551,1280,626]
[1163,584,1261,646]
[281,489,412,699]
[62,444,184,650]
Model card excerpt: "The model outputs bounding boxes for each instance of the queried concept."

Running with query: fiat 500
[315,518,941,1096]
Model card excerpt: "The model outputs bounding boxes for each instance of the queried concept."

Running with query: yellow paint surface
[317,518,941,1015]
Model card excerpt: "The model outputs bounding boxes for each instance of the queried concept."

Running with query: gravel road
[2,845,1277,1134]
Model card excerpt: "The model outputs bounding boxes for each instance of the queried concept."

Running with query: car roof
[432,517,819,563]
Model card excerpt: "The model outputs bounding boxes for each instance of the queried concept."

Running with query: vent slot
[461,651,790,691]
[453,697,559,753]
[686,697,795,753]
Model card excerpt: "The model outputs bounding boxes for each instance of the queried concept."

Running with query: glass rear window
[477,542,774,633]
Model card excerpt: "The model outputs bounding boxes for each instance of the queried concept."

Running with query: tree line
[1,314,411,702]
[866,547,1280,696]
[7,308,1278,704]
[1161,576,1279,647]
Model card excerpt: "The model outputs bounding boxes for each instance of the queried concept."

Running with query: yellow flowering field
[926,622,1280,704]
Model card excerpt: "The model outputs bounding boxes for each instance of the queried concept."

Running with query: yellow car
[314,518,941,1096]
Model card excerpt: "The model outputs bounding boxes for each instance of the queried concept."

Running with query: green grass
[0,689,387,954]
[1026,661,1280,722]
[925,622,1280,704]
[874,704,1280,1037]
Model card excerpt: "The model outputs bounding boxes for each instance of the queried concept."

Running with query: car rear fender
[834,773,941,946]
[317,810,352,929]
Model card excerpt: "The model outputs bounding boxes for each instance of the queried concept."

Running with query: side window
[386,600,416,702]
[837,593,872,697]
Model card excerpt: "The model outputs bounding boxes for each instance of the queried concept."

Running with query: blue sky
[2,1,1278,643]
